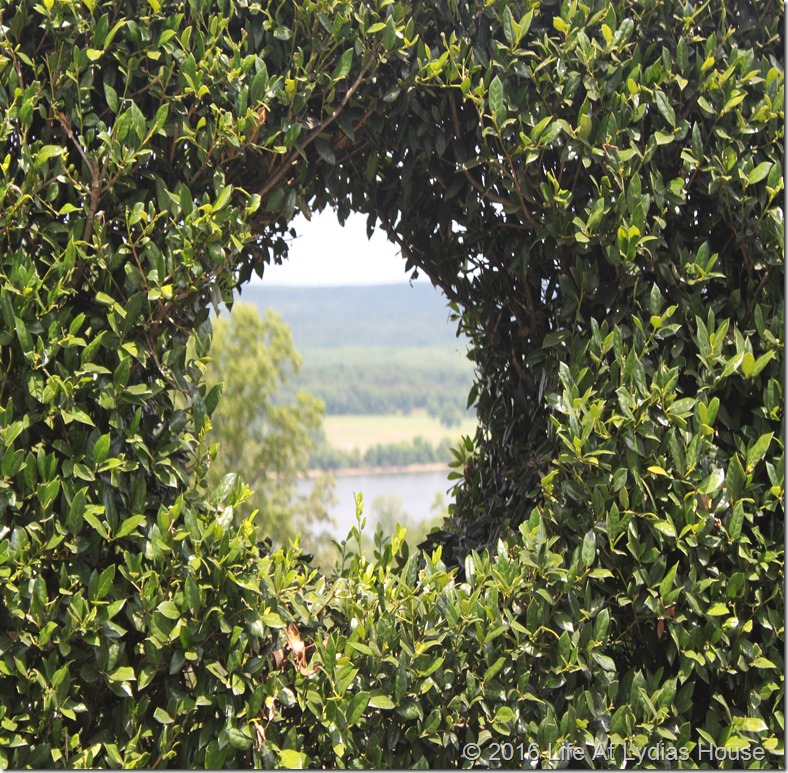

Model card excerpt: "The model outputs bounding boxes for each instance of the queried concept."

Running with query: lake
[298,467,454,541]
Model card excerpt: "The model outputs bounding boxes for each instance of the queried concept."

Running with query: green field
[323,413,478,453]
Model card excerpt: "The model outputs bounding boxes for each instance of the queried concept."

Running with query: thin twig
[57,112,101,245]
[744,266,772,323]
[257,47,380,201]
[374,207,465,307]
[449,91,518,210]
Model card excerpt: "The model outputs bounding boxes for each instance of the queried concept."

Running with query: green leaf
[747,162,772,185]
[660,563,678,599]
[39,621,59,647]
[581,529,596,566]
[347,640,374,656]
[382,15,397,50]
[314,138,336,166]
[488,75,504,123]
[2,448,22,479]
[346,691,370,725]
[154,707,174,724]
[108,666,136,682]
[594,609,610,641]
[204,741,227,769]
[104,82,119,113]
[116,514,146,539]
[212,473,238,504]
[726,455,746,503]
[557,630,571,663]
[83,510,108,537]
[369,694,395,709]
[394,660,408,702]
[591,652,616,671]
[699,469,724,495]
[93,433,110,465]
[519,10,533,37]
[214,185,232,211]
[654,90,676,127]
[179,185,194,217]
[67,409,96,427]
[726,572,745,599]
[158,600,180,620]
[31,575,47,620]
[96,564,115,600]
[67,489,86,534]
[676,37,688,71]
[734,716,768,733]
[707,603,729,616]
[263,611,285,628]
[14,317,32,353]
[34,144,64,167]
[750,350,775,378]
[278,749,306,768]
[225,727,252,750]
[728,502,744,541]
[746,433,773,471]
[750,657,777,669]
[652,520,676,538]
[332,48,354,80]
[464,552,475,583]
[483,656,506,682]
[249,65,269,104]
[668,397,696,416]
[36,479,60,511]
[493,705,514,729]
[502,6,516,46]
[741,351,756,376]
[423,707,441,735]
[185,575,201,613]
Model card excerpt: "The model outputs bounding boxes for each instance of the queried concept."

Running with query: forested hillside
[236,283,466,349]
[235,284,475,421]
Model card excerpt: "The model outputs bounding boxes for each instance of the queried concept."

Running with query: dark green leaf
[489,75,504,123]
[580,529,596,566]
[346,691,370,725]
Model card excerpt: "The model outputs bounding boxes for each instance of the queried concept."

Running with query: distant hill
[233,283,468,351]
[230,283,475,421]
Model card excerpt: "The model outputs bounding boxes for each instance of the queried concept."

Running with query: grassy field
[323,413,478,452]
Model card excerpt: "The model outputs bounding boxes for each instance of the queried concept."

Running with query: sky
[258,209,426,286]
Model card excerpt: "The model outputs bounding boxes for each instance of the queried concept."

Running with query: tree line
[309,434,456,471]
[277,348,474,426]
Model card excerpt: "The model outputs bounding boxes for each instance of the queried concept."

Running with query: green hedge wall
[0,0,782,768]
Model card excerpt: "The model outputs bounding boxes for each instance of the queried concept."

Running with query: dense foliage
[0,0,782,769]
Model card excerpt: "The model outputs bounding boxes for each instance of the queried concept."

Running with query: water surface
[299,468,453,540]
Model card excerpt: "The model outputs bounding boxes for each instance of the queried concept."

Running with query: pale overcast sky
[258,209,425,286]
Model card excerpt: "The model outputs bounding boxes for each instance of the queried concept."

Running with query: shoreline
[303,462,451,479]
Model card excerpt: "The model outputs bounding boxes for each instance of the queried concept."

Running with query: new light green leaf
[369,694,395,709]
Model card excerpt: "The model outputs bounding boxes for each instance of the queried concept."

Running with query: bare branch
[257,48,380,202]
[58,112,101,245]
